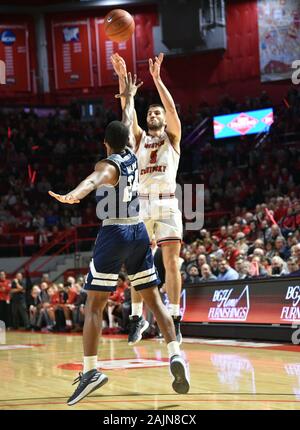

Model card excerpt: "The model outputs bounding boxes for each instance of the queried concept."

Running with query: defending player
[49,73,189,405]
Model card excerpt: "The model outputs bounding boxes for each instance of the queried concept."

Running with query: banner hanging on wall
[51,19,94,90]
[258,0,300,82]
[0,24,31,91]
[95,18,136,87]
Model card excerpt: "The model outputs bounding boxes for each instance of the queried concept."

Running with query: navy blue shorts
[84,222,159,292]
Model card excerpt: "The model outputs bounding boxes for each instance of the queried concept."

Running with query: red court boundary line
[1,398,300,408]
[261,345,300,352]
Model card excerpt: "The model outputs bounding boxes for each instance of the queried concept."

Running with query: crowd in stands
[0,87,299,326]
[180,196,300,283]
[1,214,299,332]
[0,102,119,254]
[176,87,300,283]
[0,87,299,257]
[0,270,132,333]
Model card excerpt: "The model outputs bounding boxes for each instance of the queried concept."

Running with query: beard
[147,119,165,131]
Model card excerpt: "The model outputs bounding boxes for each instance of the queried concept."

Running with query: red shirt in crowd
[0,279,11,302]
[109,282,128,304]
[274,207,288,222]
[225,249,240,268]
[50,292,61,305]
[66,286,79,304]
[282,213,300,230]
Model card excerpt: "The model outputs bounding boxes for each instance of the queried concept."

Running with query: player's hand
[48,191,80,204]
[115,72,143,99]
[111,53,127,78]
[149,53,164,79]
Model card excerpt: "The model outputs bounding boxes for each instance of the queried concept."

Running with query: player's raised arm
[149,53,181,149]
[115,72,143,145]
[48,162,119,204]
[111,53,143,147]
[111,53,127,110]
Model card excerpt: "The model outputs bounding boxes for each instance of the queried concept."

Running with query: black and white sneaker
[172,316,183,345]
[67,369,108,406]
[128,316,149,345]
[170,355,190,394]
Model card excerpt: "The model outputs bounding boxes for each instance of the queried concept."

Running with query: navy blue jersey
[96,147,139,220]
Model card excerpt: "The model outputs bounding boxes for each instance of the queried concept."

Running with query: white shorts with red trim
[140,197,183,246]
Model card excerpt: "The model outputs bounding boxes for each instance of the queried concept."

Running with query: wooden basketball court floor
[1,331,300,410]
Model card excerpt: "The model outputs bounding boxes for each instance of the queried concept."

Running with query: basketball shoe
[128,315,149,345]
[170,355,190,394]
[67,369,108,406]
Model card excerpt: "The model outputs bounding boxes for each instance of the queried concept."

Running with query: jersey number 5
[150,150,158,164]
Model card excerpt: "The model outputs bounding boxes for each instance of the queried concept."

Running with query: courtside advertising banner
[0,24,31,91]
[183,277,300,324]
[95,18,136,87]
[51,19,93,90]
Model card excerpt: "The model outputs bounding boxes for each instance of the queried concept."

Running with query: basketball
[104,9,135,43]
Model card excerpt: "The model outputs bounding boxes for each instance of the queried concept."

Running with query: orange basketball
[104,9,135,43]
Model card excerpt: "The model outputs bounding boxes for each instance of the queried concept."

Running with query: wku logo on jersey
[149,149,158,164]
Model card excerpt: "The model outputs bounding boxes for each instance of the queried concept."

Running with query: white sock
[108,307,115,328]
[66,319,72,327]
[131,302,143,317]
[168,304,180,317]
[83,355,98,374]
[167,341,181,358]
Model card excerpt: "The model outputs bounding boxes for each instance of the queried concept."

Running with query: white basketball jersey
[136,130,179,194]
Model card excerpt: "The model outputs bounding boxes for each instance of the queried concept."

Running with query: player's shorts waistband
[102,217,141,226]
[139,193,175,200]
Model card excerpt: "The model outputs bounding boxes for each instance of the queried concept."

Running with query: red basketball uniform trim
[157,237,182,246]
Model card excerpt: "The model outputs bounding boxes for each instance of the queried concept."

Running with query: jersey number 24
[123,169,138,202]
